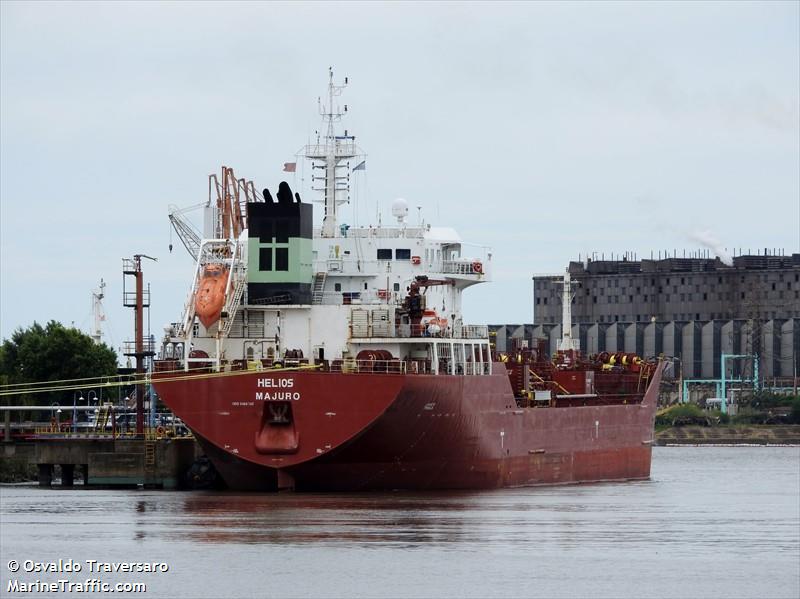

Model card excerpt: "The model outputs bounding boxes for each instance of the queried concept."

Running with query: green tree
[789,398,800,425]
[0,321,118,420]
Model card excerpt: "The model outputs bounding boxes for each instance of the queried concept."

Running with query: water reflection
[3,448,798,599]
[173,492,483,546]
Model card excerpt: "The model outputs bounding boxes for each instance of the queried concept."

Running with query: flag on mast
[353,160,366,171]
[283,162,297,172]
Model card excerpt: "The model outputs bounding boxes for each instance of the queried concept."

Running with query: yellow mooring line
[0,363,321,398]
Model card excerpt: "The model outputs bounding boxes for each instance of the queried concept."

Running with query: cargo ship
[153,70,664,491]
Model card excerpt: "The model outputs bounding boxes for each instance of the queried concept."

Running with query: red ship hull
[153,361,664,491]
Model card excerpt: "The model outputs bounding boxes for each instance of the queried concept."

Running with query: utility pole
[122,255,157,436]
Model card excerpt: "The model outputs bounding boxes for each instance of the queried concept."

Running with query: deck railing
[328,359,491,376]
[312,253,489,281]
[313,227,426,239]
[441,260,483,276]
[393,324,489,340]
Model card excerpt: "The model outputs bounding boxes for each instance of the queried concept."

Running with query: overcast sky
[1,1,798,353]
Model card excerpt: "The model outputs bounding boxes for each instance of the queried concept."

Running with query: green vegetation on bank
[0,321,118,420]
[0,456,37,483]
[657,394,800,431]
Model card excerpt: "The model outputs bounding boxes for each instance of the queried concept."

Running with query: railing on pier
[0,404,191,441]
[30,419,190,440]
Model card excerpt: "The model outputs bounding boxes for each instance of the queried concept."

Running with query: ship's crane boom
[168,203,205,260]
[408,275,455,296]
[401,275,456,322]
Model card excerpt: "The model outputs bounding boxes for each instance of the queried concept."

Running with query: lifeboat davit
[421,309,448,336]
[195,264,229,328]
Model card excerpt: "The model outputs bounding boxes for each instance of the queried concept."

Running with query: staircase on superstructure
[312,272,327,304]
[173,166,255,371]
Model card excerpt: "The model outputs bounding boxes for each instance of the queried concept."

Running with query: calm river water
[1,447,798,598]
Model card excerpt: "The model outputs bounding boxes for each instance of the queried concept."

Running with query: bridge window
[275,248,289,271]
[377,249,392,260]
[259,248,272,271]
[396,249,411,260]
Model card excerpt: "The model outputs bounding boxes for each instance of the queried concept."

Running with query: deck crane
[168,167,261,261]
[401,276,456,335]
[171,167,262,370]
[407,275,455,296]
[168,202,206,260]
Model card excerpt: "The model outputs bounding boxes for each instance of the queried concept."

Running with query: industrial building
[491,252,800,383]
[534,252,800,325]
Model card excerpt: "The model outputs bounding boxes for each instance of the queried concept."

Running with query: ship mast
[303,68,362,237]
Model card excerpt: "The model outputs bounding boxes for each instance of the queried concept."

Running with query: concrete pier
[37,463,53,486]
[2,436,200,488]
[60,464,75,486]
[35,437,199,488]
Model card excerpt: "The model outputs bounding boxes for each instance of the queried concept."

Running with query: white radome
[391,198,409,223]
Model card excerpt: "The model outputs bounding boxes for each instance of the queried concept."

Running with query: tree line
[0,321,118,421]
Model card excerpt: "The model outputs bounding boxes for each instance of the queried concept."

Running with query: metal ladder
[144,441,155,466]
[94,404,112,432]
[220,268,247,339]
[312,272,327,304]
[178,272,203,337]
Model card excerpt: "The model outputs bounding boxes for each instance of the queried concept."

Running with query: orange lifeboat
[195,264,229,328]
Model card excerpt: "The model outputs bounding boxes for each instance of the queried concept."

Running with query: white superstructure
[163,70,493,376]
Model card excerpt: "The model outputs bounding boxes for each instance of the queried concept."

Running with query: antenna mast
[558,271,580,352]
[303,68,362,237]
[91,278,106,344]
